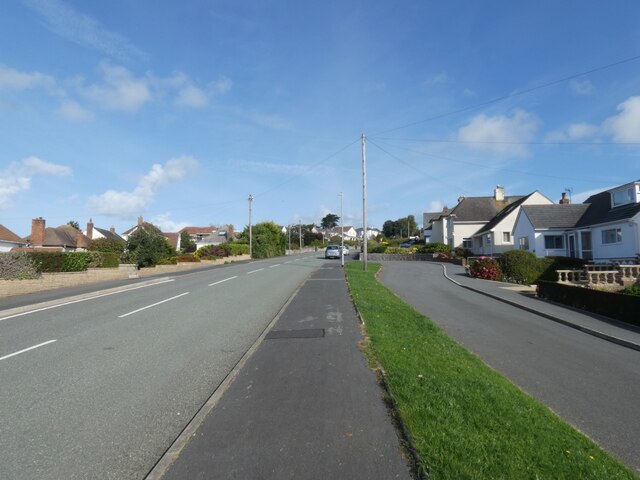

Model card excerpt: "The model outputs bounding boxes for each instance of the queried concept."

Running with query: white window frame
[503,232,511,243]
[601,228,622,245]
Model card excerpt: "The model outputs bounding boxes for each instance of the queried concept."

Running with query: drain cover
[266,328,325,339]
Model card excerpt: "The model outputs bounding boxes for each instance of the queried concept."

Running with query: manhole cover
[266,328,325,339]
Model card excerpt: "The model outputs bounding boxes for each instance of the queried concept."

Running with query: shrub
[0,252,41,280]
[369,244,388,254]
[417,242,451,254]
[499,250,545,285]
[176,255,200,263]
[220,243,249,256]
[61,252,92,272]
[88,238,125,255]
[453,247,474,259]
[621,283,640,296]
[24,252,65,272]
[469,257,502,281]
[87,251,120,268]
[195,245,228,259]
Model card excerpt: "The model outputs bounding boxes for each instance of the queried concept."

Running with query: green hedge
[537,281,640,326]
[21,251,119,273]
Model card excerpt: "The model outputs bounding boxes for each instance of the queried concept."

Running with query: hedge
[537,280,640,326]
[0,252,41,280]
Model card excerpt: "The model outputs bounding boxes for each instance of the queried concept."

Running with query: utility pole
[299,220,302,250]
[288,224,291,252]
[361,133,368,271]
[339,192,344,267]
[248,194,253,258]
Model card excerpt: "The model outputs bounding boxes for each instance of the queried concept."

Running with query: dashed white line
[209,276,238,287]
[0,339,57,362]
[247,268,264,274]
[269,264,281,268]
[118,292,190,318]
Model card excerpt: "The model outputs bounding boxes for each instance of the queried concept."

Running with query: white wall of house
[0,241,24,252]
[430,219,445,244]
[447,222,484,250]
[590,218,640,262]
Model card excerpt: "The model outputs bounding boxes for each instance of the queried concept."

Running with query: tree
[123,223,175,267]
[67,220,80,230]
[382,215,418,238]
[321,213,340,229]
[88,237,125,255]
[179,230,196,253]
[241,221,286,258]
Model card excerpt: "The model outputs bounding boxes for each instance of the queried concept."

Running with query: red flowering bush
[469,256,502,281]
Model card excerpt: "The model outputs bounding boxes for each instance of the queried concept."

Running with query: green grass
[345,262,637,480]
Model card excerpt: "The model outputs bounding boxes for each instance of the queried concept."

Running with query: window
[601,228,622,244]
[518,237,529,250]
[544,235,564,249]
[612,188,634,207]
[503,232,511,243]
[462,238,473,249]
[485,234,492,245]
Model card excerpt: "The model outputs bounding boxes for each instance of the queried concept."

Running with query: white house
[0,225,26,252]
[512,180,640,263]
[471,191,554,255]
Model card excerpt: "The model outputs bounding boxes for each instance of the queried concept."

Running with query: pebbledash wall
[0,255,250,298]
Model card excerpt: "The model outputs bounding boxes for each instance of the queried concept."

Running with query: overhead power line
[372,53,640,136]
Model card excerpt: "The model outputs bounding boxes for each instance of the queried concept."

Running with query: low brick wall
[0,255,251,298]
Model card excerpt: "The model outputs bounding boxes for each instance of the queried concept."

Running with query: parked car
[399,242,413,248]
[325,244,341,259]
[341,245,349,255]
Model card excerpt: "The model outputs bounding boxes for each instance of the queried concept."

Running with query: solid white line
[208,276,238,286]
[118,292,190,318]
[269,264,281,268]
[0,279,176,322]
[247,268,264,274]
[0,339,57,362]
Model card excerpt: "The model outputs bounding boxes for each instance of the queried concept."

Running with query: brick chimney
[110,226,116,234]
[494,185,505,201]
[31,217,46,246]
[86,218,94,240]
[76,228,85,249]
[559,192,570,204]
[137,216,144,226]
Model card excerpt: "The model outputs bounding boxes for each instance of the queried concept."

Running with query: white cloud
[0,156,72,208]
[248,112,291,129]
[603,96,640,142]
[175,84,208,108]
[87,156,198,217]
[57,100,94,121]
[78,62,151,112]
[150,213,190,232]
[210,75,232,95]
[23,0,146,62]
[457,109,539,156]
[570,79,595,96]
[428,200,444,212]
[0,65,56,91]
[425,73,450,86]
[545,122,599,143]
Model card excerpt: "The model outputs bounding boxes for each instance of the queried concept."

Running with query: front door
[580,231,593,260]
[568,234,576,258]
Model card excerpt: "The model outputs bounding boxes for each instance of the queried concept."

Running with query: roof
[164,232,179,249]
[0,224,25,243]
[474,194,533,235]
[94,227,125,242]
[520,204,590,229]
[448,195,524,222]
[25,225,90,248]
[180,226,217,235]
[576,188,640,227]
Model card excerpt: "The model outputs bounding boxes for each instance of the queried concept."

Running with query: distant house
[121,216,153,241]
[423,210,448,243]
[22,217,89,252]
[0,225,26,252]
[84,219,125,244]
[513,181,640,262]
[177,224,235,251]
[355,227,381,240]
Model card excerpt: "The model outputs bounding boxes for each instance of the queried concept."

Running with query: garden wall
[364,253,464,265]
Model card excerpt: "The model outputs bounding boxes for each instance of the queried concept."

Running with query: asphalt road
[378,261,640,473]
[0,254,323,480]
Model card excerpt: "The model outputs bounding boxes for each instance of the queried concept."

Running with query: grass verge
[345,262,637,480]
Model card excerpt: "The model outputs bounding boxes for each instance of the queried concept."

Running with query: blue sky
[1,1,639,237]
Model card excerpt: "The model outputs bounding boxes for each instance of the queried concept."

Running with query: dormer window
[611,185,637,207]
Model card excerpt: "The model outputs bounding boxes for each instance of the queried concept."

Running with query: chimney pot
[494,185,505,201]
[137,216,143,226]
[559,192,570,204]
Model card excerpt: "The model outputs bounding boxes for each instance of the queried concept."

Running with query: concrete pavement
[153,262,413,480]
[440,262,640,351]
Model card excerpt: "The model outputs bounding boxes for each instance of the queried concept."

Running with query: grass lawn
[345,262,637,480]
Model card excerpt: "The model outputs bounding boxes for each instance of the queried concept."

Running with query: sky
[1,1,639,237]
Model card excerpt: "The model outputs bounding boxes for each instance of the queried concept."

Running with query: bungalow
[84,219,125,243]
[471,191,554,255]
[355,227,381,240]
[0,224,26,252]
[512,181,640,263]
[23,217,89,252]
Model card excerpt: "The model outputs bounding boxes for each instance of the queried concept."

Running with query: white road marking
[247,268,264,274]
[0,339,57,361]
[269,264,281,268]
[0,279,175,322]
[118,292,190,318]
[208,276,238,287]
